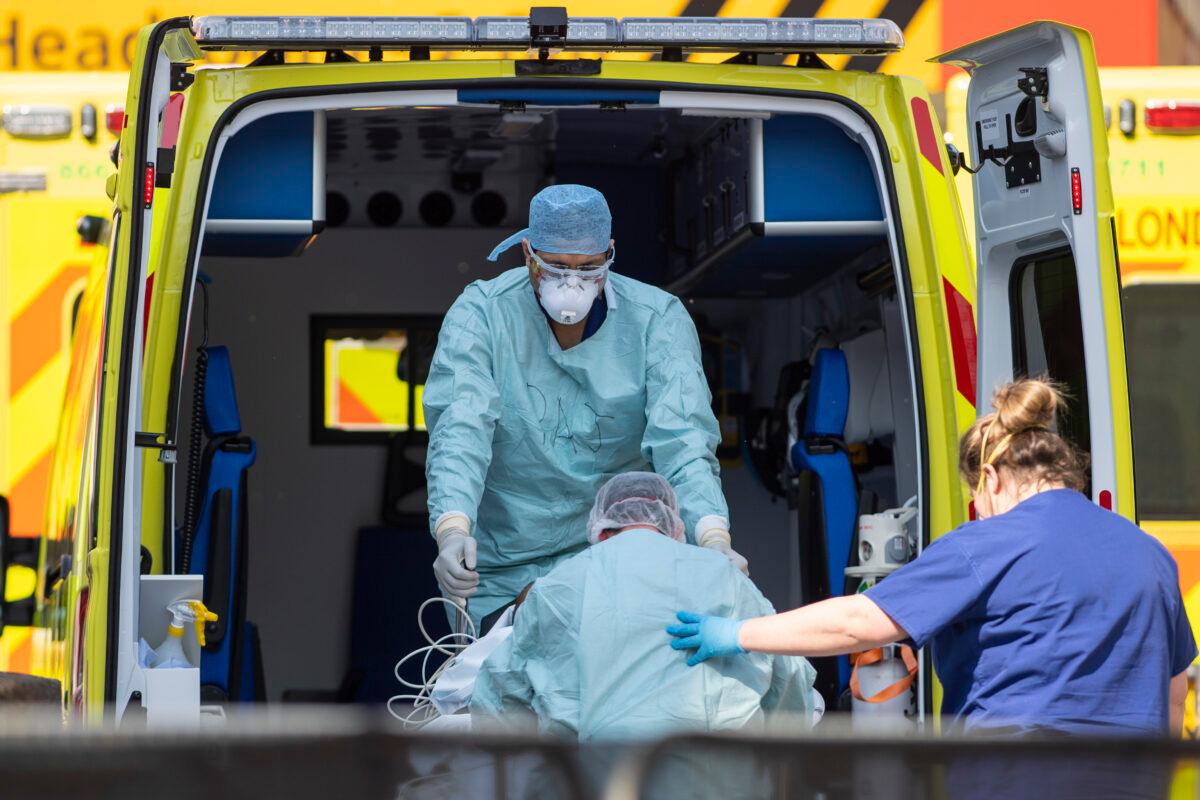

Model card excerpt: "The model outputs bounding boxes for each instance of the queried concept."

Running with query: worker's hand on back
[667,611,746,667]
[433,528,479,599]
[695,520,749,576]
[704,539,749,576]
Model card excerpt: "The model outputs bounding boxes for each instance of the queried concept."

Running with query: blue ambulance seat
[190,346,263,702]
[790,347,856,690]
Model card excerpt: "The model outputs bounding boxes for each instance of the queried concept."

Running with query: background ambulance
[0,73,128,674]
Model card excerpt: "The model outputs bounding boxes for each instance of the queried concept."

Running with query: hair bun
[992,378,1061,435]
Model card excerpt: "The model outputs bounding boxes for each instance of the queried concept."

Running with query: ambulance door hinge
[971,111,1041,189]
[135,432,178,464]
[1017,67,1048,103]
[248,50,286,68]
[722,52,759,65]
[170,62,195,92]
[794,52,830,69]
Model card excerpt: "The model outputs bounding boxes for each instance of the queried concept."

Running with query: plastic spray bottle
[151,600,218,669]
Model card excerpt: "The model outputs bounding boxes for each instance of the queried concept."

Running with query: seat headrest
[841,329,895,444]
[804,348,849,438]
[203,346,242,437]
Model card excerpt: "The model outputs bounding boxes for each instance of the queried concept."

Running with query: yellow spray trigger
[184,600,218,647]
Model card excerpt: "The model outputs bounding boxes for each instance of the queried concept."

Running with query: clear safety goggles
[529,245,615,283]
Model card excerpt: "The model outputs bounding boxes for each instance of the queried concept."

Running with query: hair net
[587,472,685,544]
[488,184,612,261]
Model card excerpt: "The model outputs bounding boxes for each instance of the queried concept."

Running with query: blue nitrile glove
[666,611,746,667]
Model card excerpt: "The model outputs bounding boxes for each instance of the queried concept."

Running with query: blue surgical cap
[487,184,612,261]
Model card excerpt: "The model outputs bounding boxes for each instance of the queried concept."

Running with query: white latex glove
[697,520,749,576]
[705,539,749,576]
[433,528,479,599]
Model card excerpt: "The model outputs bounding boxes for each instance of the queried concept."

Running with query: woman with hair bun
[667,378,1196,736]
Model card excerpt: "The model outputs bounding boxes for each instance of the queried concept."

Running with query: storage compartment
[136,574,203,725]
[204,111,327,257]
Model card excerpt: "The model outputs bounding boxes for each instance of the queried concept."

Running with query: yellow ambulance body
[0,72,128,674]
[0,16,1131,726]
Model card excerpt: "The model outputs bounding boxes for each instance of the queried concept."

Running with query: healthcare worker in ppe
[424,184,744,628]
[668,379,1198,736]
[470,472,817,739]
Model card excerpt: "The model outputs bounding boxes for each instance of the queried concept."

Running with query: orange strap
[849,646,918,704]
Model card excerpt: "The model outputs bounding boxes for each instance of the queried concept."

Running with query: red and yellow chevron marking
[6,262,89,537]
[5,258,90,537]
[0,627,34,674]
[324,338,412,432]
[941,277,977,408]
[10,265,89,397]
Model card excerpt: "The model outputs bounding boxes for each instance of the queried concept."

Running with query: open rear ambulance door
[936,22,1134,519]
[85,17,195,719]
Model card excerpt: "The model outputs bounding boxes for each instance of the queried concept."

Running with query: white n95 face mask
[539,275,601,325]
[531,248,614,325]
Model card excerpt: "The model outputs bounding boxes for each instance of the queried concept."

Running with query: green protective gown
[423,268,729,626]
[469,530,817,740]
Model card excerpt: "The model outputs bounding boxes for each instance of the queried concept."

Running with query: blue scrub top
[867,488,1197,735]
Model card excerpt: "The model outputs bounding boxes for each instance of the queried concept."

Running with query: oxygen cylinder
[851,647,915,727]
[846,500,920,730]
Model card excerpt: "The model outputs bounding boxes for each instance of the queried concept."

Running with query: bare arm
[738,594,908,658]
[1170,670,1189,738]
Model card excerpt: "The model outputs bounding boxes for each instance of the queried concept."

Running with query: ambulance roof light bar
[192,12,903,55]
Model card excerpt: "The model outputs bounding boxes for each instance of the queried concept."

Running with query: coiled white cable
[387,597,478,728]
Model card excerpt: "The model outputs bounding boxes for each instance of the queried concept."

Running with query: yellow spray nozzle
[166,599,219,648]
[186,600,218,648]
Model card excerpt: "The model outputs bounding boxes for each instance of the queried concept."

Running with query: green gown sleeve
[424,286,503,534]
[641,297,730,542]
[471,575,581,737]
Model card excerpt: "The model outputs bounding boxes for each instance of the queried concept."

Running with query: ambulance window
[1010,251,1092,467]
[310,315,440,444]
[1123,283,1200,519]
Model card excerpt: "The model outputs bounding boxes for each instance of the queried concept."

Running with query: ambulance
[948,68,1200,726]
[0,72,128,674]
[0,13,1130,723]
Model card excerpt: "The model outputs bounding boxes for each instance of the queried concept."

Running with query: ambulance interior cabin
[176,95,921,714]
